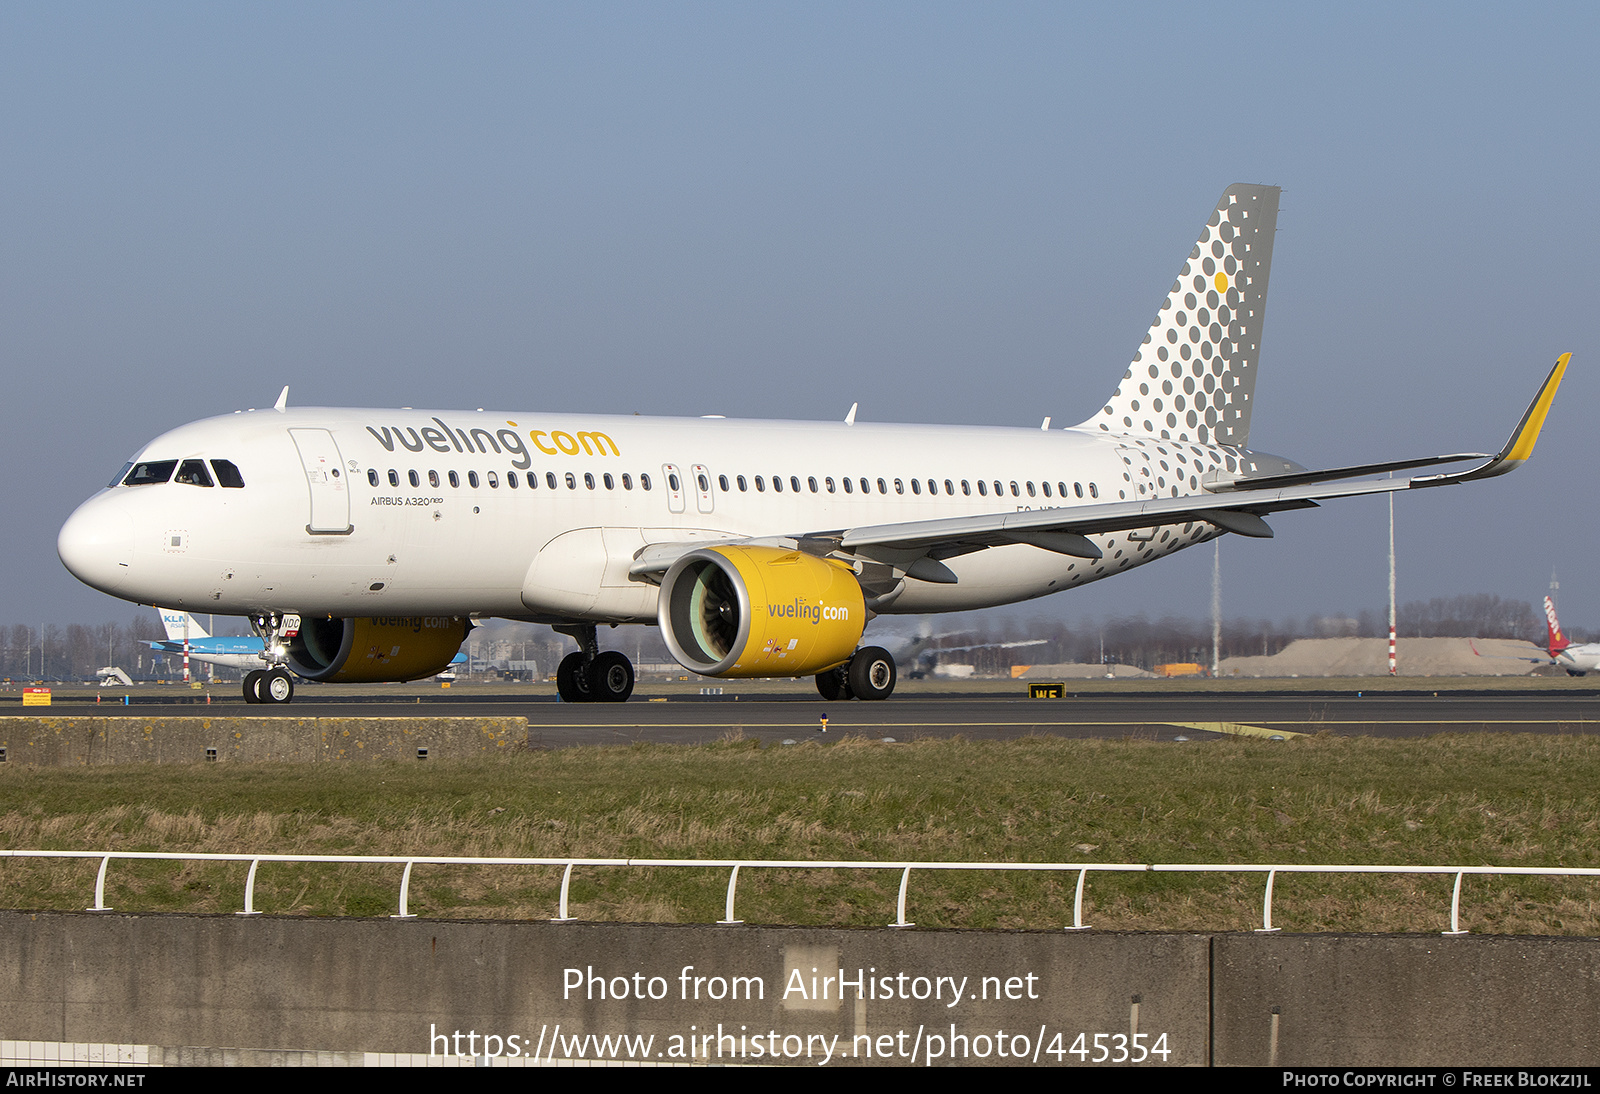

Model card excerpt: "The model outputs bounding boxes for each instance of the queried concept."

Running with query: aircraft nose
[58,496,135,595]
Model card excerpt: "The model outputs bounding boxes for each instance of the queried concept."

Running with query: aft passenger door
[289,428,353,534]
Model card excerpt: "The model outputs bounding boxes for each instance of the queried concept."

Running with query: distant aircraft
[59,185,1570,705]
[875,622,1047,681]
[1543,597,1600,675]
[146,609,263,677]
[148,608,466,701]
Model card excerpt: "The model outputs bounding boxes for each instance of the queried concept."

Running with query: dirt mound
[1218,637,1543,677]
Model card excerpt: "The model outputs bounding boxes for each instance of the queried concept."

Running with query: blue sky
[3,2,1595,631]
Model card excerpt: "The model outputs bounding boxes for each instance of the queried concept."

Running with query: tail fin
[157,608,210,641]
[1084,184,1280,446]
[1544,596,1570,654]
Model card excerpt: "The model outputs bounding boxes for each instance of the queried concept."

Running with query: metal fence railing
[2,849,1596,934]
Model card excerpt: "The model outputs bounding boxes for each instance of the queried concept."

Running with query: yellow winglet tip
[1504,352,1570,464]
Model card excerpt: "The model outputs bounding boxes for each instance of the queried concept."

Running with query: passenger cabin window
[807,477,818,493]
[584,473,595,490]
[772,476,782,493]
[736,475,746,492]
[211,460,245,488]
[911,479,921,495]
[640,473,652,490]
[565,472,576,490]
[368,469,380,487]
[428,470,440,488]
[755,476,765,491]
[547,472,557,489]
[389,469,400,487]
[527,472,538,488]
[448,471,459,488]
[468,471,479,488]
[605,473,615,490]
[124,460,177,486]
[174,460,213,487]
[978,480,988,496]
[408,470,420,487]
[791,476,802,493]
[623,473,634,490]
[488,472,499,488]
[507,471,518,488]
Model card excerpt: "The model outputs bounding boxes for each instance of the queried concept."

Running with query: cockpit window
[124,460,177,486]
[108,463,133,488]
[211,460,245,488]
[175,460,214,487]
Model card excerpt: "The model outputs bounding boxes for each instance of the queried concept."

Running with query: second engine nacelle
[287,615,469,682]
[658,546,866,678]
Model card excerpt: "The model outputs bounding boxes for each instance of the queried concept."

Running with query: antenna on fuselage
[1040,417,1051,431]
[844,403,858,426]
[273,386,289,413]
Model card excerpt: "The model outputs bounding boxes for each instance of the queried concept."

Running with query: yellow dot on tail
[1214,272,1229,293]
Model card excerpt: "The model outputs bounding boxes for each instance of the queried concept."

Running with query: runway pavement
[7,682,1599,748]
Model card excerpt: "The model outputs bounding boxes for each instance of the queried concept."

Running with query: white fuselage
[1555,645,1600,674]
[58,407,1251,624]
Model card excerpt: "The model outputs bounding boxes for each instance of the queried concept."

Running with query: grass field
[0,732,1596,934]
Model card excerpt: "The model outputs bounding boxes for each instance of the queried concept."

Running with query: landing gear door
[289,428,353,534]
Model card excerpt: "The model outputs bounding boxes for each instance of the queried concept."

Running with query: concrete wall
[1,911,1596,1065]
[0,717,527,764]
[1212,933,1600,1066]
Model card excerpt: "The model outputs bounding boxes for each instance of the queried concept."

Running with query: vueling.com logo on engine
[768,599,850,625]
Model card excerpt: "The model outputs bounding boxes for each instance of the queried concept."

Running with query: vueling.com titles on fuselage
[365,418,620,469]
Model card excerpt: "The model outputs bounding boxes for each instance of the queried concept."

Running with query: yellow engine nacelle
[658,546,866,678]
[286,616,470,682]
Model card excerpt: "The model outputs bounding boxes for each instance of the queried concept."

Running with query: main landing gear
[553,624,635,703]
[242,611,297,705]
[815,646,897,701]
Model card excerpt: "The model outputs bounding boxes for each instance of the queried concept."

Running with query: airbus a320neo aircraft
[58,185,1570,705]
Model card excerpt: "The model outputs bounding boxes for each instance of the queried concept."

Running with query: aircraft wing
[839,354,1570,565]
[630,355,1568,582]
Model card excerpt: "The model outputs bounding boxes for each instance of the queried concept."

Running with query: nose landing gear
[243,613,298,704]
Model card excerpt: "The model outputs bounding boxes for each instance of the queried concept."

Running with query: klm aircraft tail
[157,608,211,642]
[1084,184,1280,447]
